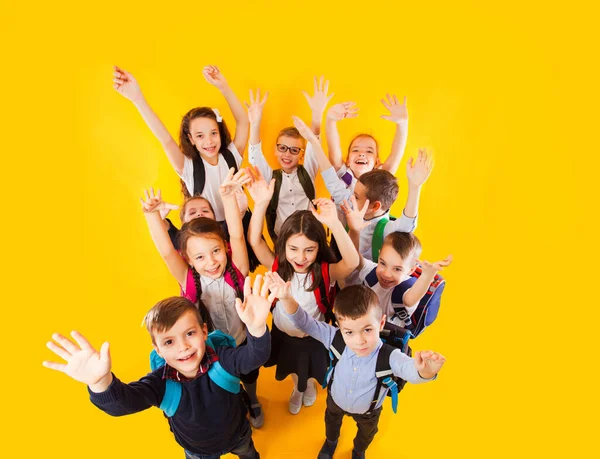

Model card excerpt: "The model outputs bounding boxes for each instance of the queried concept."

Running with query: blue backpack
[364,264,446,338]
[150,330,241,417]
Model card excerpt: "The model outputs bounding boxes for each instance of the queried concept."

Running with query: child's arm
[325,102,359,171]
[141,188,189,286]
[311,198,360,282]
[219,168,252,276]
[391,348,446,382]
[246,89,274,182]
[265,272,336,347]
[203,65,249,155]
[385,148,433,234]
[245,168,276,268]
[44,331,164,414]
[403,256,452,307]
[113,66,186,175]
[302,76,334,136]
[292,116,352,206]
[380,94,409,174]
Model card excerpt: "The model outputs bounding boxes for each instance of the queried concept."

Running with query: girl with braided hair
[141,168,266,428]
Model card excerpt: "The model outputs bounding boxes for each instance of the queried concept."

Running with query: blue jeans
[184,422,259,459]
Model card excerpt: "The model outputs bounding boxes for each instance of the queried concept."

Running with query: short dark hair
[334,285,382,321]
[382,232,422,260]
[358,169,399,212]
[143,296,204,346]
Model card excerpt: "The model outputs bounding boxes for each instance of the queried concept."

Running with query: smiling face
[185,234,228,279]
[337,305,386,357]
[275,135,305,173]
[285,232,319,273]
[376,244,417,289]
[347,135,380,178]
[187,116,221,162]
[152,310,209,378]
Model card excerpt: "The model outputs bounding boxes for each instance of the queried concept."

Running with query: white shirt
[198,275,246,346]
[335,163,358,192]
[179,142,249,222]
[346,258,419,325]
[272,272,324,338]
[248,141,318,235]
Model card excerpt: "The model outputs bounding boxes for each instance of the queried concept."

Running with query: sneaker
[249,404,264,428]
[289,389,303,415]
[351,450,365,459]
[303,380,317,407]
[317,439,338,459]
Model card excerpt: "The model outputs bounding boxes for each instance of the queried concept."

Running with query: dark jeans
[184,422,259,459]
[324,392,383,453]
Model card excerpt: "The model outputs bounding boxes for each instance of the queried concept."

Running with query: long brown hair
[274,210,336,291]
[179,107,233,198]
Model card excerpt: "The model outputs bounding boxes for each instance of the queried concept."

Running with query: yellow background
[1,0,597,457]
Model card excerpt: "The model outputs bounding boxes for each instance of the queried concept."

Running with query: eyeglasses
[276,144,304,155]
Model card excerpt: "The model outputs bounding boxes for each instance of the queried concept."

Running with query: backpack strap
[406,266,446,337]
[192,148,239,196]
[296,165,316,201]
[367,344,398,415]
[364,266,378,287]
[150,350,183,417]
[371,217,389,261]
[266,170,283,241]
[323,329,346,389]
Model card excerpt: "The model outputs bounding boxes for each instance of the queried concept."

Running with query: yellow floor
[2,1,597,457]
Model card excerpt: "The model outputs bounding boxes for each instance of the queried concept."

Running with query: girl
[113,65,261,271]
[246,122,360,414]
[141,169,266,428]
[325,93,409,192]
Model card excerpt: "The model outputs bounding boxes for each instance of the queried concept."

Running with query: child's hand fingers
[46,341,71,361]
[252,275,263,296]
[262,91,269,104]
[99,342,111,364]
[42,360,67,372]
[381,98,391,110]
[234,298,245,318]
[260,275,270,299]
[144,189,150,202]
[243,276,251,299]
[70,331,94,352]
[393,94,399,105]
[52,333,80,355]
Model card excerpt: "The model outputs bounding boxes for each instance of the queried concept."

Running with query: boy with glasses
[246,77,333,241]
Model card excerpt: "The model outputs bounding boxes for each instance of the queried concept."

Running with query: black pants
[324,392,383,453]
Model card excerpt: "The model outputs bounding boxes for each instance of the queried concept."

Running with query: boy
[265,272,445,459]
[42,278,272,459]
[292,117,432,262]
[247,77,333,240]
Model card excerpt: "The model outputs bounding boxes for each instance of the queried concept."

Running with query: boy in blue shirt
[264,272,445,459]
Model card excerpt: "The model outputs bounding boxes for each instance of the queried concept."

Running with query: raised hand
[244,89,269,125]
[291,116,318,142]
[311,197,339,228]
[327,102,359,122]
[406,148,434,188]
[140,188,179,214]
[380,94,408,124]
[43,331,112,390]
[113,66,144,103]
[220,167,252,197]
[302,76,334,117]
[341,195,371,232]
[264,271,292,301]
[419,255,453,276]
[235,275,271,337]
[202,65,228,91]
[245,166,275,206]
[414,350,446,379]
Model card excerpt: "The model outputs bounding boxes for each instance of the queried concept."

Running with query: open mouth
[281,157,293,165]
[203,146,217,153]
[354,159,368,165]
[293,261,308,270]
[178,352,196,362]
[379,278,396,288]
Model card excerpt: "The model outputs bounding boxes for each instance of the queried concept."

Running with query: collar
[162,345,218,382]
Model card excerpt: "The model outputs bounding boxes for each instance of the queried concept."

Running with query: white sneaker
[303,380,317,407]
[289,389,303,415]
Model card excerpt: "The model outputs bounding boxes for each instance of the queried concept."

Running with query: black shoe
[317,439,338,459]
[351,450,365,459]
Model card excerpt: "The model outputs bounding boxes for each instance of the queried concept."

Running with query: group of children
[43,65,452,459]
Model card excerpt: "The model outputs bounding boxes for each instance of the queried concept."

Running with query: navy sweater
[89,328,270,455]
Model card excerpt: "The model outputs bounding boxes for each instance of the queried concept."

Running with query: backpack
[322,323,413,415]
[149,330,241,417]
[370,216,398,261]
[265,166,316,242]
[271,257,336,325]
[364,264,446,338]
[192,149,239,196]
